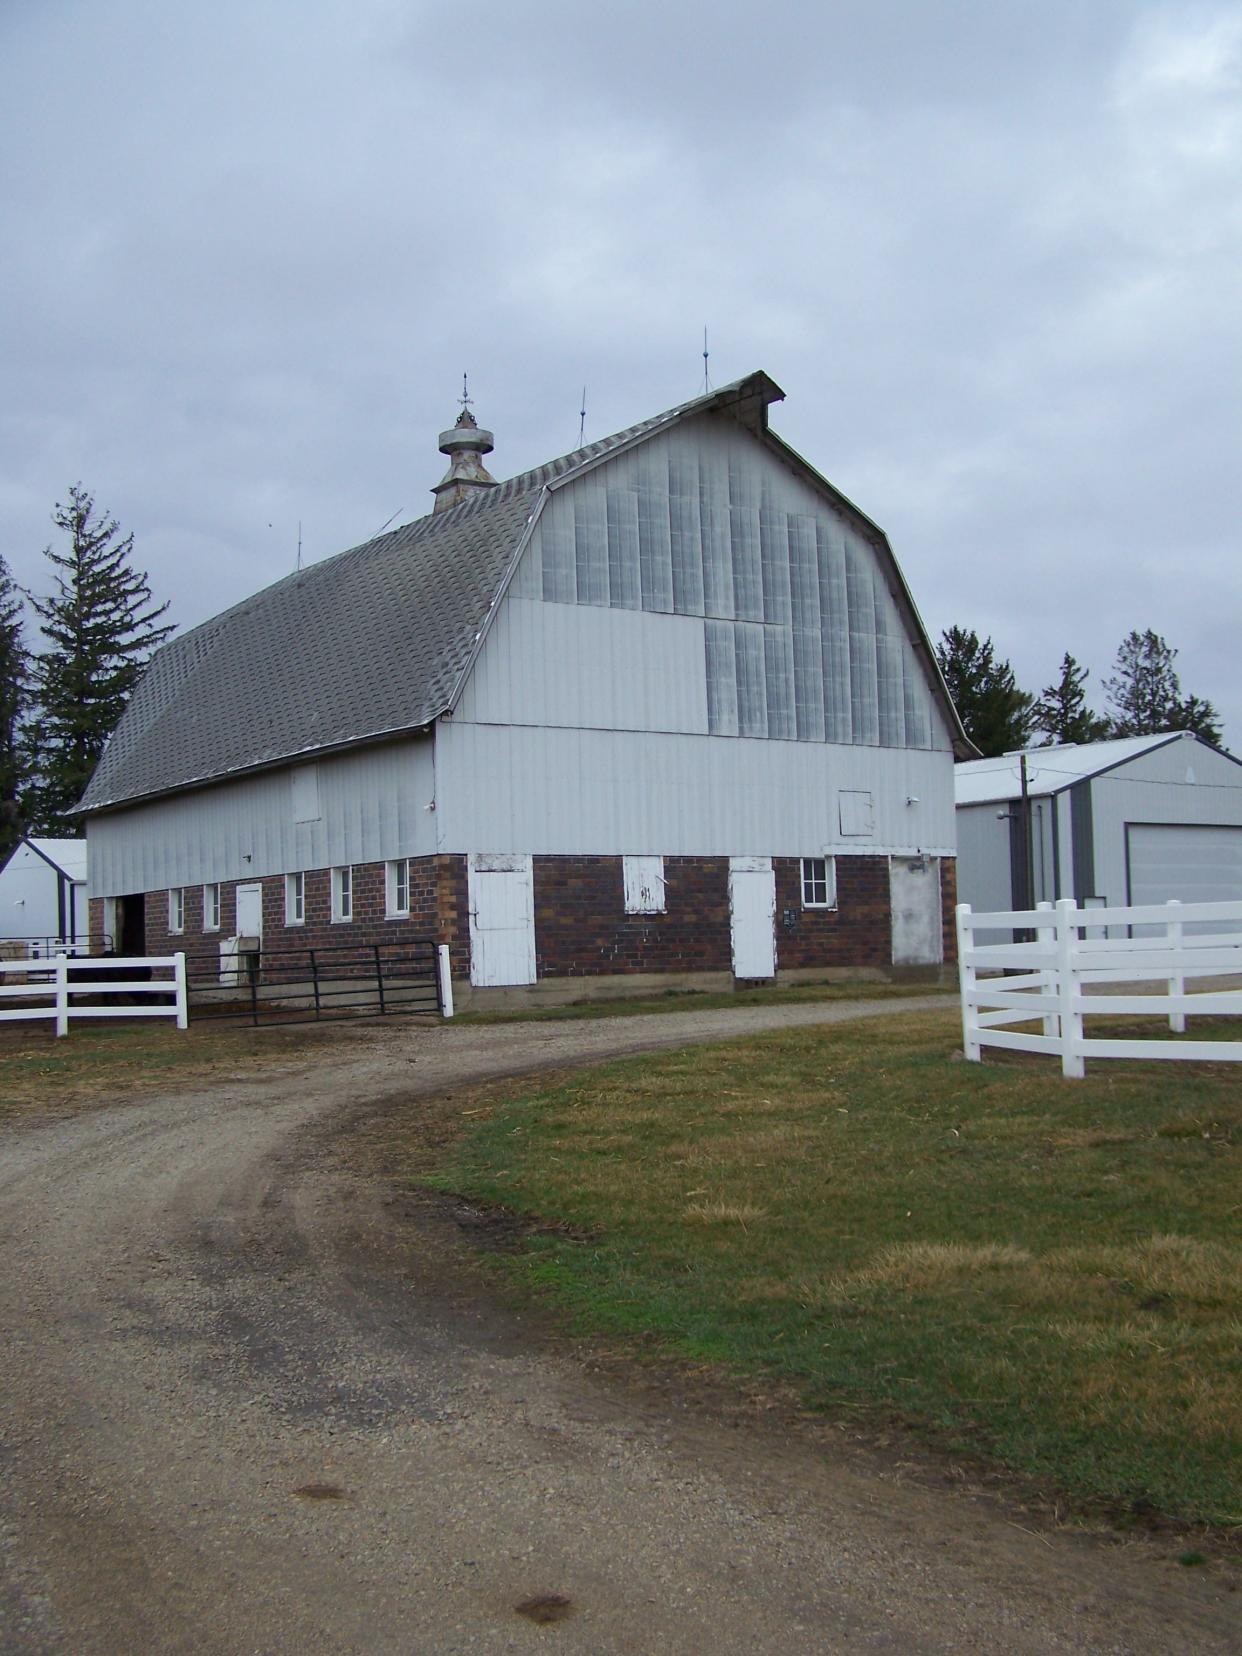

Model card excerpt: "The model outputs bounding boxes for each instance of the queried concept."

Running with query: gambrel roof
[80,372,969,814]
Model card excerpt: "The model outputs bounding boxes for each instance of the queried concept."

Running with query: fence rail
[957,898,1242,1078]
[183,938,448,1025]
[0,952,187,1036]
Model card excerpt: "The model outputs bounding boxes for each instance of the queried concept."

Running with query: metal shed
[955,732,1242,936]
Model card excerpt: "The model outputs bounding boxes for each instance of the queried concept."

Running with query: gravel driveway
[1,997,1235,1654]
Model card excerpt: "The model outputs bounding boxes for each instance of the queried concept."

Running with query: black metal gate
[184,938,442,1026]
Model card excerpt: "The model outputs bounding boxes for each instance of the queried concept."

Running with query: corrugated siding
[1089,738,1242,907]
[87,738,436,896]
[434,722,954,856]
[504,416,948,753]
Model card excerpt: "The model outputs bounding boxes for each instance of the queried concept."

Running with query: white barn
[80,372,971,1004]
[0,837,89,953]
[955,732,1242,925]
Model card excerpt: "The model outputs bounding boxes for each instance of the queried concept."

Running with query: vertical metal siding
[435,722,954,856]
[86,738,436,896]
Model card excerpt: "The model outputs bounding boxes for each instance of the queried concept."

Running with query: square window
[168,887,185,933]
[331,865,353,922]
[203,883,221,931]
[386,858,411,918]
[285,871,305,926]
[623,854,666,914]
[800,857,836,909]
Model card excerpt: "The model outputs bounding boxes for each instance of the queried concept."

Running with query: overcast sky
[3,0,1239,744]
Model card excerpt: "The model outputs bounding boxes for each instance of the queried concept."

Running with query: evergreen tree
[935,626,1035,758]
[1102,629,1221,744]
[1032,653,1108,746]
[0,554,29,860]
[25,485,174,834]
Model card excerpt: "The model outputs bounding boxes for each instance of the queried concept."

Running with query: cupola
[431,397,498,512]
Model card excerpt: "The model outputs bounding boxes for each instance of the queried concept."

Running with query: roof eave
[77,722,437,818]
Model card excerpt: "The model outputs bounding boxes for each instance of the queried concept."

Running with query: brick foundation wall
[130,856,466,977]
[772,855,894,970]
[940,856,958,966]
[532,856,732,978]
[105,850,953,984]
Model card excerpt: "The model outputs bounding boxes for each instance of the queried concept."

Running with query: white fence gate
[0,953,188,1036]
[957,898,1242,1078]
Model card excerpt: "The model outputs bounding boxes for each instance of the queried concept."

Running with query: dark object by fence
[68,950,157,1005]
[183,938,442,1026]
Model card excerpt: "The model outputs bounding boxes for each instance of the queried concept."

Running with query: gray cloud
[2,0,1238,740]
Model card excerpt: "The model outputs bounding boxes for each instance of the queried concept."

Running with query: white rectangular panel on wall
[729,857,776,979]
[468,853,536,986]
[623,854,665,913]
[889,856,943,966]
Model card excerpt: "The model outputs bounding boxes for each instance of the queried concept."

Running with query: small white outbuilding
[955,732,1242,921]
[0,837,89,953]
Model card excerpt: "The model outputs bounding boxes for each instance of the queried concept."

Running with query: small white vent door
[468,854,536,987]
[235,882,264,940]
[890,857,943,966]
[729,857,776,979]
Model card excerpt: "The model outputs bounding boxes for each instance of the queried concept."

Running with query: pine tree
[25,485,174,834]
[1102,630,1221,744]
[0,554,29,860]
[935,626,1035,758]
[1032,653,1108,746]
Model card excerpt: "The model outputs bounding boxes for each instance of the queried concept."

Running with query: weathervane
[459,372,473,414]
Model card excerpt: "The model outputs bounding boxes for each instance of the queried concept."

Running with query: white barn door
[890,856,943,966]
[729,857,776,979]
[468,854,536,987]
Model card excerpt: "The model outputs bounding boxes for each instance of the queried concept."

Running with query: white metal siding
[455,598,709,734]
[1090,736,1242,908]
[87,738,436,897]
[504,415,951,755]
[435,722,954,856]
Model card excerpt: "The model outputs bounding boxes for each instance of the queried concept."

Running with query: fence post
[437,943,455,1020]
[55,953,69,1038]
[374,944,387,1016]
[1036,901,1056,1037]
[1055,898,1084,1078]
[956,904,978,1061]
[174,951,188,1029]
[1166,900,1186,1033]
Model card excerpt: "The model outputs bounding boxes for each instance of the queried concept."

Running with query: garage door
[1127,824,1242,932]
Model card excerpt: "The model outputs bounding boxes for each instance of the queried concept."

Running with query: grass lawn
[456,977,955,1024]
[424,1008,1242,1529]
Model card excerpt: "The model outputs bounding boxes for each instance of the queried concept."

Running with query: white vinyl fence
[0,952,187,1036]
[957,898,1242,1078]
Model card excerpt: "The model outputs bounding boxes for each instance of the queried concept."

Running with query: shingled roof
[79,374,786,813]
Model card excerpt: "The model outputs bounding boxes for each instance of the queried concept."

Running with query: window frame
[331,865,353,923]
[386,858,411,919]
[800,856,837,910]
[285,871,305,926]
[202,882,221,932]
[168,887,185,934]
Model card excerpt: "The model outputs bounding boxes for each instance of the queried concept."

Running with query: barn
[80,371,970,1006]
[955,731,1242,928]
[0,837,89,954]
